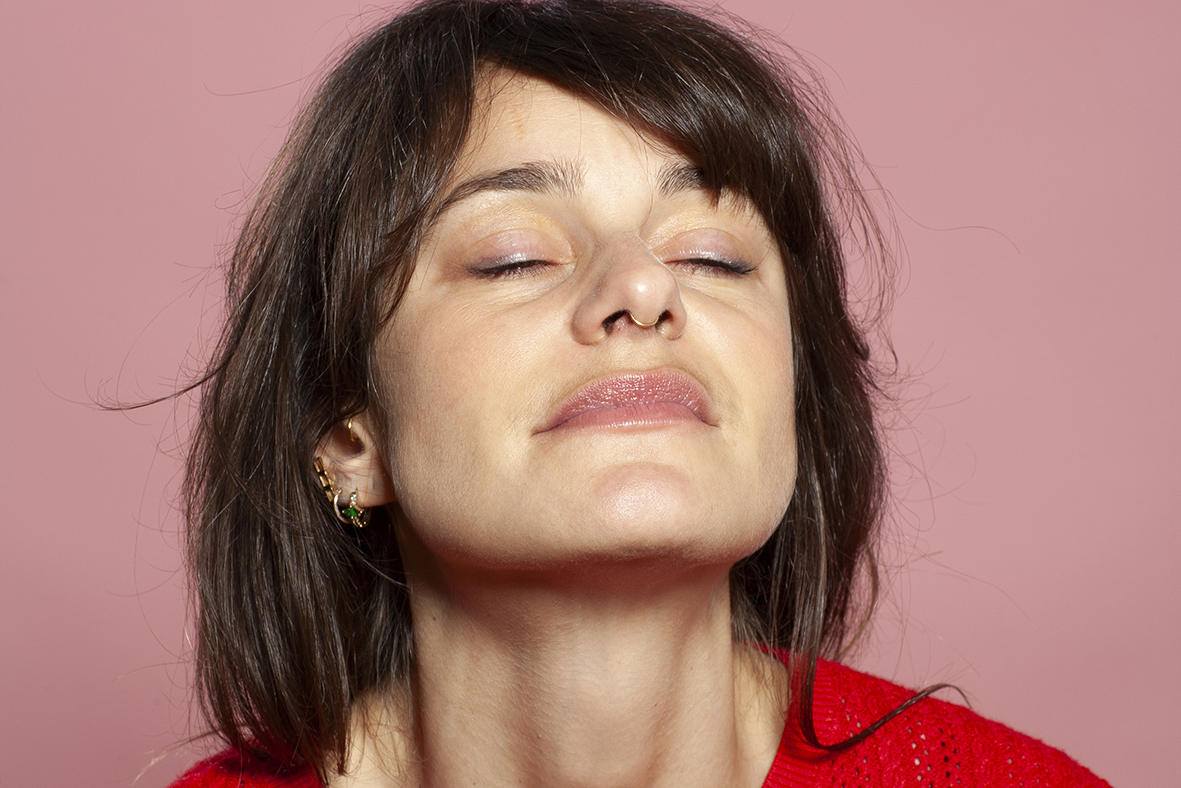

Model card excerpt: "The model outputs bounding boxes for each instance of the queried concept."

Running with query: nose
[571,240,686,344]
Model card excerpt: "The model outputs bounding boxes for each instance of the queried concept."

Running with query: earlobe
[313,412,397,509]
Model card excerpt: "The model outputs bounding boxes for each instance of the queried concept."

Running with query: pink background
[1,1,1176,786]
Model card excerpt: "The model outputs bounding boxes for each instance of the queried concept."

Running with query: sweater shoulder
[809,660,1111,787]
[168,749,322,788]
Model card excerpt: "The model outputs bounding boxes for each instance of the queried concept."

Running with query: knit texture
[171,749,321,788]
[169,659,1110,787]
[763,660,1110,787]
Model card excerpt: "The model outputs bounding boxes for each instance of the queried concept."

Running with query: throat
[372,566,788,788]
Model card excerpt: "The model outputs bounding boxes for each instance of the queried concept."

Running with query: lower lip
[550,402,704,431]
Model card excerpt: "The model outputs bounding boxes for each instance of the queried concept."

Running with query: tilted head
[186,0,891,775]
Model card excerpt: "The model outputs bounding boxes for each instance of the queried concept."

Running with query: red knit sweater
[170,659,1110,787]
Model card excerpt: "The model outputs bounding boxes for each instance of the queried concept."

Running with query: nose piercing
[628,312,660,328]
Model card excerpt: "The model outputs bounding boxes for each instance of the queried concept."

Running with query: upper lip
[536,368,717,433]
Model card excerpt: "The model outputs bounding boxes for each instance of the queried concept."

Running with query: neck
[340,551,787,788]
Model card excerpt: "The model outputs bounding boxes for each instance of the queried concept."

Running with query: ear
[314,412,396,507]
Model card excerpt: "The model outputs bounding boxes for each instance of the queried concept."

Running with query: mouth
[536,369,716,434]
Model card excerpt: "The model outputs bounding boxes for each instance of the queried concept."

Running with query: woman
[171,0,1108,786]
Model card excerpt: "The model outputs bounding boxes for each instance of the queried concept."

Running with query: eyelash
[470,259,554,279]
[674,257,756,276]
[470,256,754,280]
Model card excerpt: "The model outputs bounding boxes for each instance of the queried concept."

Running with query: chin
[574,464,777,566]
[401,463,788,575]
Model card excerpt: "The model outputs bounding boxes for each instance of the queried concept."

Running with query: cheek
[754,373,797,530]
[376,309,484,495]
[768,401,798,523]
[738,310,798,521]
[375,303,535,533]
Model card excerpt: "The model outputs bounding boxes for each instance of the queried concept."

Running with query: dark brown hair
[186,0,907,779]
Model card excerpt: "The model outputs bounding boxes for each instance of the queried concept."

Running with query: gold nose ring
[628,313,660,328]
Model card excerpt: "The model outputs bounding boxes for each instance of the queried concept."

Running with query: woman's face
[375,75,796,572]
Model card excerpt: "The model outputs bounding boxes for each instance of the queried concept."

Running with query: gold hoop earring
[347,417,358,443]
[314,457,369,528]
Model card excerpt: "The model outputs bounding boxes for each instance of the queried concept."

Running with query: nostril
[602,310,629,332]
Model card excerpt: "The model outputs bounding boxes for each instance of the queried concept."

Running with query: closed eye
[469,259,557,279]
[672,257,756,277]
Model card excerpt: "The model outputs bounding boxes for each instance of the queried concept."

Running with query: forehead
[441,72,765,228]
[472,72,647,147]
[455,72,683,189]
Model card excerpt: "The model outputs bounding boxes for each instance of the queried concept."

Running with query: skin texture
[320,74,797,788]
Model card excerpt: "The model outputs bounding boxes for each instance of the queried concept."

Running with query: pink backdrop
[2,1,1176,785]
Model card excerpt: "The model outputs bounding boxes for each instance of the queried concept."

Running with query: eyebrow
[436,160,583,215]
[434,159,708,216]
[657,162,706,196]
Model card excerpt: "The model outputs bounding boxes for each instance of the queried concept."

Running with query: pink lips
[538,370,715,433]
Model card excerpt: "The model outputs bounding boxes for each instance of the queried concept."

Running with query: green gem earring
[334,489,369,528]
[314,457,369,528]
